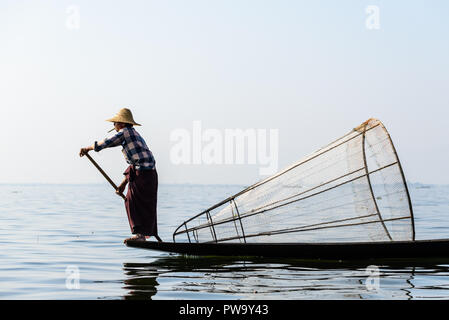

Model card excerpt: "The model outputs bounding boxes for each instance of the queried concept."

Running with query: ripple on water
[1,184,449,299]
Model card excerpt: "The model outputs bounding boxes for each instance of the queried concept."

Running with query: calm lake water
[1,183,449,300]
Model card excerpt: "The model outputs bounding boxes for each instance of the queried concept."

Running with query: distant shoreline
[0,182,447,187]
[0,183,249,187]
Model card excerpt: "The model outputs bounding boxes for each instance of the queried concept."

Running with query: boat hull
[125,238,449,260]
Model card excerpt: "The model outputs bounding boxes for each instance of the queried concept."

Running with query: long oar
[85,153,126,201]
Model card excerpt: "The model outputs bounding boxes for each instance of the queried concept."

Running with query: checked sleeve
[94,131,125,152]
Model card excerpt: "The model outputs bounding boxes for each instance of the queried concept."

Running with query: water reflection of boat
[122,262,159,300]
[121,255,449,299]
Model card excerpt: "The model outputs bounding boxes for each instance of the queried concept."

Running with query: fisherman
[79,108,162,243]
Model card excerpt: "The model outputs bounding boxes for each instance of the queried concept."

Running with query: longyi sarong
[124,165,158,236]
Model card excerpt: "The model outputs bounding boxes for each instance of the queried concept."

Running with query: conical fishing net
[173,119,415,243]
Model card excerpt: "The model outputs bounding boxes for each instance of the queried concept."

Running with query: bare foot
[124,234,146,244]
[143,235,163,243]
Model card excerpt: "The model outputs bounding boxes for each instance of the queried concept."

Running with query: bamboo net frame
[173,119,415,244]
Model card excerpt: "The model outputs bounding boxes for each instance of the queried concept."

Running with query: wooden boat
[126,119,447,260]
[125,238,449,260]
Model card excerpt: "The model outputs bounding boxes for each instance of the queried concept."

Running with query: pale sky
[1,0,448,185]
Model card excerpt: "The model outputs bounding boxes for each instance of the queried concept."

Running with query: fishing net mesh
[174,119,414,243]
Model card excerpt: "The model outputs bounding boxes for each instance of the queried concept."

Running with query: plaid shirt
[94,127,156,170]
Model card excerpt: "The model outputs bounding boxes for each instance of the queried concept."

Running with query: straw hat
[106,108,141,126]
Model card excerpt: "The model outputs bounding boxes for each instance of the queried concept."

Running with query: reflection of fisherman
[123,262,159,299]
[79,108,162,243]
